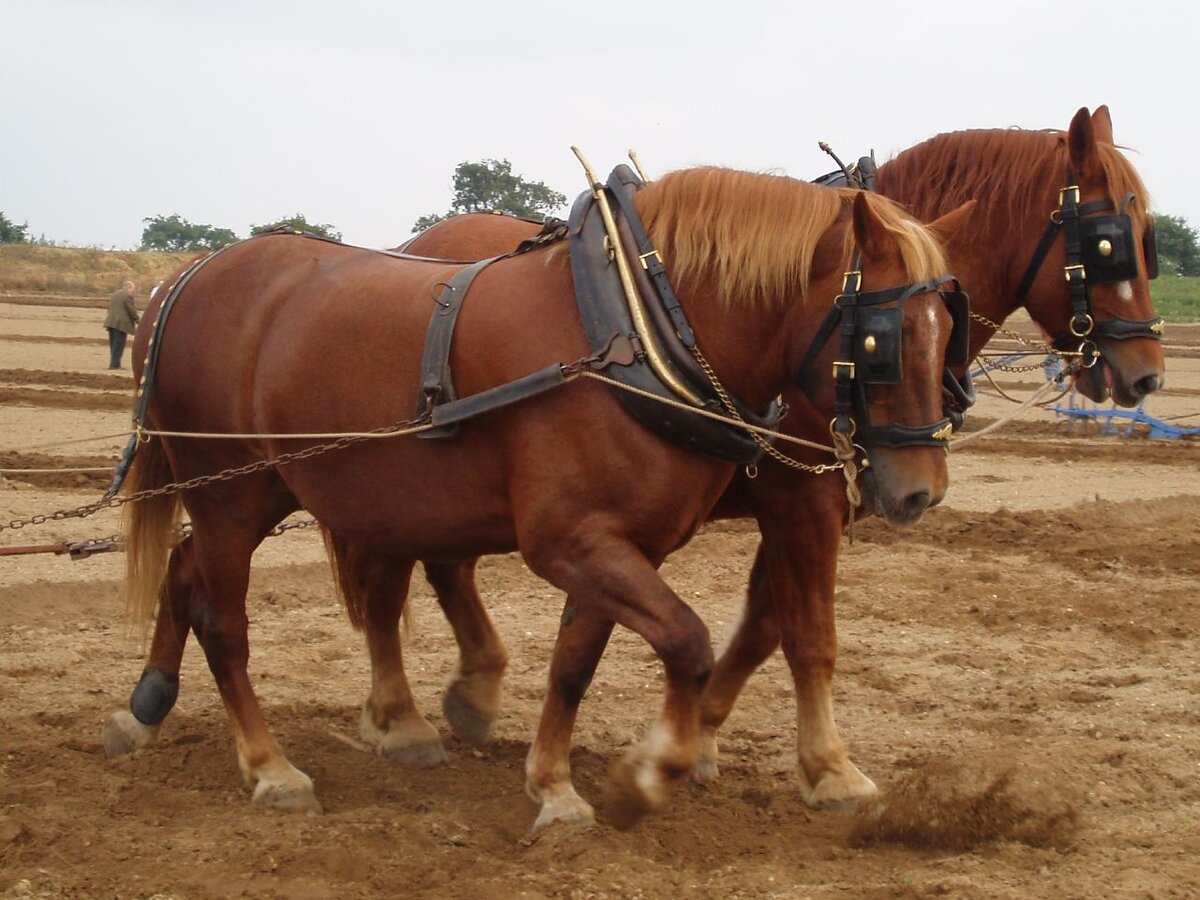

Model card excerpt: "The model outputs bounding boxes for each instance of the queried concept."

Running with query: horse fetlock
[442,674,500,746]
[101,709,161,757]
[130,667,180,726]
[359,704,447,766]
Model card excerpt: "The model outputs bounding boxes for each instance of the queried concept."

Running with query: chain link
[0,418,431,534]
[690,348,844,475]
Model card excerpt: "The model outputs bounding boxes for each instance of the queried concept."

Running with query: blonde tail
[121,439,181,630]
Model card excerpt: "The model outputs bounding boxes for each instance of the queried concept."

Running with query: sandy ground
[0,301,1198,899]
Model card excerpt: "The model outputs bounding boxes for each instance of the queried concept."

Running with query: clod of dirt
[847,753,1081,851]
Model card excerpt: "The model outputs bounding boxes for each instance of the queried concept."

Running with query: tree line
[4,158,1200,276]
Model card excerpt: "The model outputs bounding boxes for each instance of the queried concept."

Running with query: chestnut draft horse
[316,105,1165,826]
[107,167,966,824]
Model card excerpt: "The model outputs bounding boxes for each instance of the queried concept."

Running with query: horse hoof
[528,783,596,833]
[442,682,495,746]
[693,757,720,784]
[101,710,159,757]
[252,772,323,814]
[378,739,448,768]
[803,766,878,810]
[602,760,662,831]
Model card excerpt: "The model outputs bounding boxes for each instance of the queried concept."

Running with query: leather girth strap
[567,165,782,465]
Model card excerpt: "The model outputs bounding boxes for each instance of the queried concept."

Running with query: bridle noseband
[797,252,972,449]
[1016,169,1164,361]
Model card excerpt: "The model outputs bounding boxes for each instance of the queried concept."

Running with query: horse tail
[122,438,181,628]
[320,525,412,635]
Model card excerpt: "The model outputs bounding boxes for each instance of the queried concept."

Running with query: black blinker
[1143,220,1160,280]
[854,306,903,383]
[1079,214,1139,283]
[943,289,971,368]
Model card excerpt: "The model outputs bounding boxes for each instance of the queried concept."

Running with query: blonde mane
[633,167,947,307]
[875,128,1152,244]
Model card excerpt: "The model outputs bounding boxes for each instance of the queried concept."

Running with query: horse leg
[102,535,198,755]
[424,560,508,745]
[695,543,781,780]
[762,527,877,809]
[185,496,320,812]
[355,554,447,766]
[529,536,712,830]
[525,600,613,831]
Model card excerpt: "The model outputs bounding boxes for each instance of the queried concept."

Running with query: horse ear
[1091,105,1114,145]
[851,192,888,260]
[1067,106,1102,178]
[924,200,978,246]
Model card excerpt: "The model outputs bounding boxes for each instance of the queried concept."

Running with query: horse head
[1020,106,1165,406]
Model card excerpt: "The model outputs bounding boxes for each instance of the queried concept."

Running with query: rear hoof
[102,710,159,757]
[252,770,323,814]
[379,739,448,767]
[360,705,447,766]
[443,682,495,746]
[602,760,662,831]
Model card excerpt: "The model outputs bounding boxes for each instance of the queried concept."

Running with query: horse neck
[683,287,792,411]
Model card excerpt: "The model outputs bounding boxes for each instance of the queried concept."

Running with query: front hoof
[528,783,596,833]
[252,770,323,814]
[443,681,496,746]
[101,710,159,757]
[602,760,663,831]
[803,765,878,811]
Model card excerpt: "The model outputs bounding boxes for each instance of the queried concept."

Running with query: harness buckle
[1070,313,1095,338]
[841,270,862,293]
[1059,185,1081,205]
[1063,263,1087,284]
[832,360,856,380]
[638,249,662,270]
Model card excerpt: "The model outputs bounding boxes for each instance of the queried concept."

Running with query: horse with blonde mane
[314,107,1162,826]
[106,165,970,827]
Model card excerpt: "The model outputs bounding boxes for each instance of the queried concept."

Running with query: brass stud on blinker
[863,335,877,354]
[1098,238,1113,257]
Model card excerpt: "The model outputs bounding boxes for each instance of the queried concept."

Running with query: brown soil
[1,303,1198,899]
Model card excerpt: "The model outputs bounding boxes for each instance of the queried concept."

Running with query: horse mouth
[1075,356,1159,408]
[860,468,940,527]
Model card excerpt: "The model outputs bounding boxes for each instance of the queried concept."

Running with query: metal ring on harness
[1070,313,1095,338]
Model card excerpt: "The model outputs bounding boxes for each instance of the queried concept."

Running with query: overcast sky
[3,0,1197,250]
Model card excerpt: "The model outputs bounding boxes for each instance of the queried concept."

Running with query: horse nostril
[902,490,932,519]
[1135,374,1161,397]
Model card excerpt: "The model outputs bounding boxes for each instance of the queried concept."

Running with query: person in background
[104,280,139,369]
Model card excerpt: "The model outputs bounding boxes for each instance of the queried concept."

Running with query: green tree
[413,159,567,232]
[141,214,237,251]
[0,211,29,243]
[250,213,341,242]
[1152,213,1200,276]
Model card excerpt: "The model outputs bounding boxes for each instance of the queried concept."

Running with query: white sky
[2,0,1196,249]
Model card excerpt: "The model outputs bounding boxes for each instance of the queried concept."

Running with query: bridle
[796,253,972,449]
[1016,168,1164,364]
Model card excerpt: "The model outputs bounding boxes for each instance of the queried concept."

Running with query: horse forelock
[877,128,1153,242]
[634,167,944,307]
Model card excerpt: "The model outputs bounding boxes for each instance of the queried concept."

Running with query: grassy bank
[1151,276,1200,322]
[0,245,192,299]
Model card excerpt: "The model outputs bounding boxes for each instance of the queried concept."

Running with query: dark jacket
[104,289,139,334]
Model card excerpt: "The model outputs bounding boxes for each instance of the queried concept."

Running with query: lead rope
[830,430,863,543]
